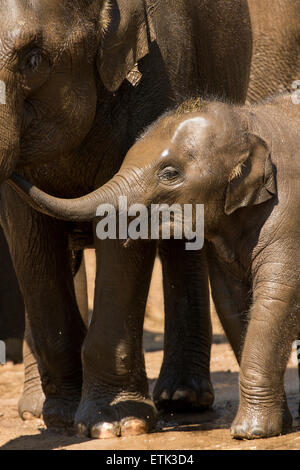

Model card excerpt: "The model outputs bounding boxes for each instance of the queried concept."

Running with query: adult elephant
[0,0,252,438]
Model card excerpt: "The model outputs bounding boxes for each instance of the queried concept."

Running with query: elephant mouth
[119,202,187,248]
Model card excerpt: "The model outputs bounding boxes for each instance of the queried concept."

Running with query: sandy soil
[0,252,299,450]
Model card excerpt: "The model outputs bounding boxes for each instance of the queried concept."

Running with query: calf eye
[158,166,182,184]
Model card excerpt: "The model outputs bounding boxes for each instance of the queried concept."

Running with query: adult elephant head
[0,0,155,185]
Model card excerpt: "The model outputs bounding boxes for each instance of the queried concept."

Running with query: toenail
[77,423,88,437]
[121,419,148,436]
[91,422,119,439]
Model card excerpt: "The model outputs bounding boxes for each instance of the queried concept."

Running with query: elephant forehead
[156,116,213,161]
[0,0,77,44]
[0,0,65,16]
[0,0,38,29]
[170,116,212,147]
[0,1,91,69]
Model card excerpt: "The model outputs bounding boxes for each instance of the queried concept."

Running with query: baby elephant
[10,93,300,439]
[123,94,300,439]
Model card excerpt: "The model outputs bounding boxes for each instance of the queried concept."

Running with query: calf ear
[224,135,277,215]
[98,0,156,92]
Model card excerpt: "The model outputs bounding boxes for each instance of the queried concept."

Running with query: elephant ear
[98,0,156,92]
[224,135,277,215]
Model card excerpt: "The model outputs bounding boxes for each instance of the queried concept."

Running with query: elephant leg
[231,271,297,439]
[154,240,214,411]
[18,313,45,420]
[0,188,86,429]
[0,225,24,363]
[18,249,88,421]
[76,237,157,439]
[206,243,250,363]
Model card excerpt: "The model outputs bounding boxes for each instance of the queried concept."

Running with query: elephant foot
[42,396,81,430]
[19,327,45,420]
[231,401,293,440]
[18,366,45,421]
[75,393,157,439]
[18,388,45,421]
[153,372,214,412]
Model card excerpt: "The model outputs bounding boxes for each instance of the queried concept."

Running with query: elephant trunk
[0,79,22,183]
[8,167,146,222]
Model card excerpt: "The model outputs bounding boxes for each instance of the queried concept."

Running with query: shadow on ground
[0,429,90,451]
[0,371,238,450]
[2,367,299,450]
[1,328,299,450]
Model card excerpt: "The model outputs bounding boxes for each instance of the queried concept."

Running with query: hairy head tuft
[175,97,209,116]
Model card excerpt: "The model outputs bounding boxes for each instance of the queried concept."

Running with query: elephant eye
[22,49,50,73]
[26,52,42,71]
[20,49,51,93]
[158,166,182,184]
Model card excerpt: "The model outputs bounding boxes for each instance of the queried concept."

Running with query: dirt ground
[0,251,300,450]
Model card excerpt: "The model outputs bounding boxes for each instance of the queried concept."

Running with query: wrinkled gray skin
[0,0,252,438]
[3,0,300,436]
[237,2,300,407]
[2,0,300,434]
[125,93,300,440]
[22,93,300,440]
[9,0,300,426]
[18,251,89,421]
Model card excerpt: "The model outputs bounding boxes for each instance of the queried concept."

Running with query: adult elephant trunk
[8,167,146,222]
[0,79,22,183]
